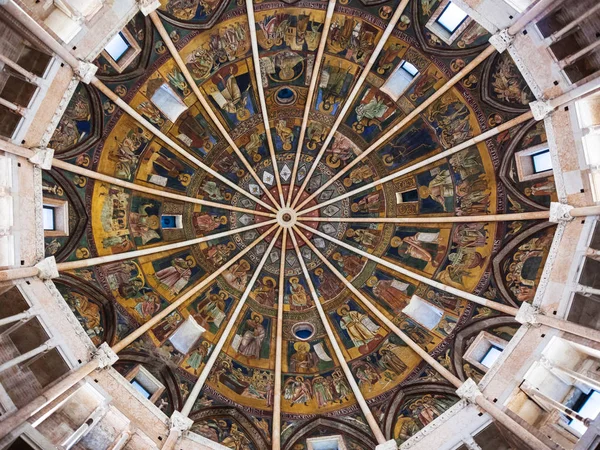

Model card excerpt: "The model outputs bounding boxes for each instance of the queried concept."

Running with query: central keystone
[277,208,297,229]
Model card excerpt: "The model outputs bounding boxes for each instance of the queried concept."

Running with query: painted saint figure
[155,257,193,295]
[338,305,379,347]
[237,313,266,359]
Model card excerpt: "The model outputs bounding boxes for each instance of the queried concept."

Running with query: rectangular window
[570,390,600,434]
[403,295,444,330]
[130,379,152,399]
[105,32,130,62]
[401,189,419,203]
[126,365,166,403]
[161,214,183,229]
[480,345,503,368]
[436,2,468,33]
[382,61,420,101]
[42,206,55,231]
[532,149,552,173]
[401,61,419,78]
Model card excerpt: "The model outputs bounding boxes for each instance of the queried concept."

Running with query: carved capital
[549,202,574,223]
[94,342,118,368]
[28,147,54,170]
[376,440,398,450]
[456,378,482,404]
[539,356,555,371]
[35,256,58,279]
[515,302,539,325]
[138,0,160,15]
[529,100,554,121]
[74,60,98,84]
[489,29,514,53]
[169,411,193,432]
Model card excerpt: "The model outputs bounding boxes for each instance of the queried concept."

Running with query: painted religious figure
[235,313,267,359]
[154,257,194,295]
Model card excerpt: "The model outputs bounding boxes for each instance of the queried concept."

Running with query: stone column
[522,382,591,426]
[0,0,98,83]
[461,436,482,450]
[540,356,600,392]
[0,97,26,116]
[546,3,600,43]
[0,342,117,439]
[61,403,109,449]
[0,53,41,85]
[109,429,132,450]
[0,307,38,327]
[0,339,56,373]
[574,284,600,297]
[457,380,551,450]
[161,411,193,450]
[517,302,600,344]
[0,256,58,282]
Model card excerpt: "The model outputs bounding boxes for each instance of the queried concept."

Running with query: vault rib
[286,0,337,207]
[93,81,278,213]
[246,0,286,207]
[180,225,283,416]
[272,228,287,450]
[0,222,279,440]
[148,11,281,210]
[296,211,551,223]
[290,0,411,210]
[56,220,277,272]
[0,138,275,218]
[293,42,499,212]
[288,228,388,445]
[296,111,534,216]
[296,221,600,345]
[293,225,553,450]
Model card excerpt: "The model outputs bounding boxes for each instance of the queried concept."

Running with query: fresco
[392,393,459,444]
[41,0,552,444]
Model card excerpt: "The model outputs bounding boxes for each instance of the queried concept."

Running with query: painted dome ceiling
[43,0,558,448]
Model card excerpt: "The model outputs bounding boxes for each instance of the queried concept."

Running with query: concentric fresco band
[39,0,561,447]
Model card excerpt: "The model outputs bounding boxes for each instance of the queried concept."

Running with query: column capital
[28,147,54,170]
[530,100,554,121]
[169,411,193,432]
[515,302,539,325]
[94,342,118,368]
[539,355,555,370]
[35,256,58,280]
[549,202,574,223]
[376,440,398,450]
[456,378,482,404]
[138,0,160,16]
[489,29,514,53]
[74,60,98,84]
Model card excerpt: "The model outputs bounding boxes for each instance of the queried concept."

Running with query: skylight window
[42,206,55,231]
[105,32,130,62]
[570,390,600,435]
[532,149,552,173]
[401,61,419,78]
[130,379,151,399]
[436,2,468,33]
[480,345,502,368]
